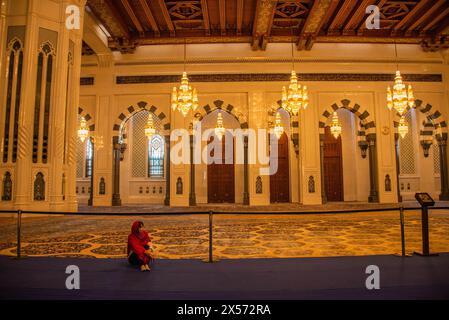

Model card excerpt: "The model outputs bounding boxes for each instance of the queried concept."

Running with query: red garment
[127,221,151,265]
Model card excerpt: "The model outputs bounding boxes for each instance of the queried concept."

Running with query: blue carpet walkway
[0,254,448,300]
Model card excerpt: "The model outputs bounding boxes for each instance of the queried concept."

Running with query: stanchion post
[414,192,437,257]
[17,210,22,259]
[204,211,218,263]
[209,211,213,263]
[400,206,406,257]
[421,206,430,256]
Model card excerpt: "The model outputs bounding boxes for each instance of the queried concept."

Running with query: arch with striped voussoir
[113,101,171,141]
[392,100,448,143]
[268,102,300,153]
[193,100,248,129]
[393,100,449,200]
[78,107,95,133]
[318,99,376,143]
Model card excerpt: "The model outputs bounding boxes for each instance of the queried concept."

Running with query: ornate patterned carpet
[1,208,449,259]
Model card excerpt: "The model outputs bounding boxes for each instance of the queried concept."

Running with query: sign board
[415,193,435,207]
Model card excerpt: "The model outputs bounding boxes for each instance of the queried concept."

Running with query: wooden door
[270,132,290,203]
[207,135,235,203]
[323,126,344,201]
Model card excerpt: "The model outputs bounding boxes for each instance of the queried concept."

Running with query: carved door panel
[323,127,344,201]
[270,133,290,203]
[207,135,235,203]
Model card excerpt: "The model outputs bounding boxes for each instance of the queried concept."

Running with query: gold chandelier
[144,113,156,140]
[78,117,89,142]
[330,112,342,139]
[398,116,409,139]
[215,112,225,141]
[282,71,308,115]
[387,70,415,116]
[273,112,284,139]
[171,41,199,117]
[386,43,414,139]
[281,38,308,116]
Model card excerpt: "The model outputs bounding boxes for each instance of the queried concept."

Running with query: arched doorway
[207,133,235,203]
[323,126,344,201]
[119,110,166,205]
[319,100,375,203]
[270,132,290,203]
[195,109,242,204]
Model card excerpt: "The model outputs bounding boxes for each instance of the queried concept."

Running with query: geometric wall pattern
[399,110,416,175]
[131,111,161,178]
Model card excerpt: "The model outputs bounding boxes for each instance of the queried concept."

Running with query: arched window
[148,135,164,178]
[399,109,417,175]
[85,138,93,178]
[32,41,55,164]
[3,39,24,164]
[76,131,93,179]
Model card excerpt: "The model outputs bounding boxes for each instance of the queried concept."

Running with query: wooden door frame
[270,132,291,203]
[322,127,344,202]
[207,135,236,203]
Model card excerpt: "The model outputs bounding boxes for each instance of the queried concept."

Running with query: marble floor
[1,208,449,259]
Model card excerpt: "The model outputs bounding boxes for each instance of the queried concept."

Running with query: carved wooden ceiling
[85,0,449,54]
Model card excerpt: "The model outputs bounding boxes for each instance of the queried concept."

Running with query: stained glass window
[85,139,93,178]
[148,135,164,178]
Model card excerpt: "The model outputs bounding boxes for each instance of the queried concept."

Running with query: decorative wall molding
[116,73,442,84]
[80,77,94,85]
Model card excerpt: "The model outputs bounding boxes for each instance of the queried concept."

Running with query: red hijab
[127,221,151,263]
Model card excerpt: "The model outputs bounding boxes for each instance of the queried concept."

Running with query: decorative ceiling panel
[85,0,449,53]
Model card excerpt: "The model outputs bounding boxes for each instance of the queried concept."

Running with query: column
[243,135,249,205]
[367,134,379,203]
[319,138,327,203]
[189,135,196,206]
[87,137,94,206]
[112,136,121,206]
[394,136,402,202]
[164,135,171,206]
[438,138,449,200]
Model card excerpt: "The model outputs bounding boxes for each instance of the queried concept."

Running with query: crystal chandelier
[282,71,309,115]
[144,113,156,140]
[398,116,409,139]
[215,112,225,141]
[171,41,199,117]
[281,38,308,115]
[387,70,415,116]
[273,112,284,139]
[78,117,89,142]
[386,43,414,139]
[330,112,342,139]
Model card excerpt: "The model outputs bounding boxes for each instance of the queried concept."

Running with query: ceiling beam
[356,0,387,35]
[328,0,358,35]
[120,0,144,34]
[298,0,339,50]
[406,0,446,35]
[200,0,211,35]
[157,0,175,37]
[138,0,160,37]
[422,6,449,34]
[392,0,431,35]
[252,0,277,50]
[87,0,130,39]
[343,0,377,36]
[83,10,112,56]
[219,0,226,35]
[236,0,244,35]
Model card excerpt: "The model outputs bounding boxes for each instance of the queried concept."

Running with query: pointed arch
[194,100,248,129]
[112,101,171,141]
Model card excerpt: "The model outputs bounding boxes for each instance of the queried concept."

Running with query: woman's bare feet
[144,264,151,271]
[140,265,147,272]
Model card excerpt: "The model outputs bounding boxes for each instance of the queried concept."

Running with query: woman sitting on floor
[127,221,154,272]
